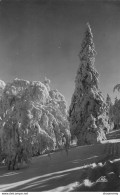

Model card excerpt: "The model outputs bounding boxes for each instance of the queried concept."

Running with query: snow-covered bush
[0,78,70,169]
[69,24,108,145]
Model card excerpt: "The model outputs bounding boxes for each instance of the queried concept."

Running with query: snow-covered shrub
[0,78,70,169]
[69,24,108,145]
[73,160,120,192]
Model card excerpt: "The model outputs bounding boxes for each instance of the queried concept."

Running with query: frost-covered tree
[0,78,70,169]
[112,97,120,130]
[106,94,112,109]
[110,85,120,130]
[109,85,120,130]
[69,23,108,145]
[106,94,113,131]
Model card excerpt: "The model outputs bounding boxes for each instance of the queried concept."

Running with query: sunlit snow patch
[91,163,97,168]
[49,181,80,192]
[0,172,22,178]
[83,179,94,187]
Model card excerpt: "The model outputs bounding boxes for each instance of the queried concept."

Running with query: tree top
[79,23,96,61]
[86,22,93,38]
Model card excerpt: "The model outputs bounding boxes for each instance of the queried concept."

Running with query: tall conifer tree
[69,23,107,145]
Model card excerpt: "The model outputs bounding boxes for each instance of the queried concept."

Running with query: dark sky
[0,0,120,106]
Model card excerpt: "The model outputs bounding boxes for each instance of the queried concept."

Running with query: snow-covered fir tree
[111,97,120,130]
[111,85,120,130]
[110,85,120,130]
[69,23,108,145]
[106,94,113,131]
[106,94,112,110]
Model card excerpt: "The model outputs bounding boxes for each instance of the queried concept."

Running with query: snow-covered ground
[0,140,120,192]
[106,129,120,140]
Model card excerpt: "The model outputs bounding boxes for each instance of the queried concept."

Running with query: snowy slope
[0,140,119,192]
[106,129,120,140]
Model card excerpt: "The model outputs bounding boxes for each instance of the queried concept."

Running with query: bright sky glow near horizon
[0,0,120,107]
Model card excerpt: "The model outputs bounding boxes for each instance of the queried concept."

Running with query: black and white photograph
[0,0,120,193]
